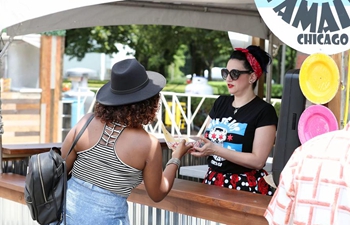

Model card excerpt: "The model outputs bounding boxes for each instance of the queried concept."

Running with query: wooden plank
[130,187,267,224]
[16,104,41,110]
[252,37,266,99]
[3,114,40,121]
[40,35,52,143]
[52,36,64,143]
[2,109,40,114]
[1,104,17,110]
[328,53,342,128]
[14,131,40,137]
[0,92,41,99]
[2,136,41,145]
[0,174,26,205]
[2,99,40,104]
[0,174,270,224]
[129,179,270,225]
[3,125,40,132]
[2,143,61,155]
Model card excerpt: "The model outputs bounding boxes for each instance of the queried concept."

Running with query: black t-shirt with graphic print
[205,95,278,174]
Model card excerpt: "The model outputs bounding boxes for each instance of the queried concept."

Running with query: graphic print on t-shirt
[206,117,247,167]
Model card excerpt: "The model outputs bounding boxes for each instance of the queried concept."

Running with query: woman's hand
[171,139,193,159]
[190,136,218,157]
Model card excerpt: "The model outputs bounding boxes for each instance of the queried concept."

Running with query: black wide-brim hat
[96,58,166,106]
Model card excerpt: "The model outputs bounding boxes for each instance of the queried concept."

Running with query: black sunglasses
[221,69,252,80]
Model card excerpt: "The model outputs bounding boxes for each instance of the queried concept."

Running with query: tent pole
[266,32,274,104]
[0,37,13,59]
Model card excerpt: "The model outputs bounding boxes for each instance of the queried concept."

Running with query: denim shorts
[56,176,129,225]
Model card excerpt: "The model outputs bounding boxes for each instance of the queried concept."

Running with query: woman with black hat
[56,58,192,224]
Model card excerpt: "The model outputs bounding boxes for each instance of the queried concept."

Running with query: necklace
[233,106,240,115]
[232,95,256,115]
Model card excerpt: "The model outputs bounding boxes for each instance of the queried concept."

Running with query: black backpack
[24,114,94,225]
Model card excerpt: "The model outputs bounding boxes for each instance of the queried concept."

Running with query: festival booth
[1,0,350,224]
[255,1,350,186]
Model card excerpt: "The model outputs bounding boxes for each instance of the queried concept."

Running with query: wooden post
[328,53,342,128]
[252,37,266,99]
[39,35,64,143]
[295,52,309,68]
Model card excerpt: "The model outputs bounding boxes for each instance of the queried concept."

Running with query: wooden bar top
[2,143,62,155]
[2,138,168,156]
[129,179,270,224]
[0,173,270,224]
[0,173,27,204]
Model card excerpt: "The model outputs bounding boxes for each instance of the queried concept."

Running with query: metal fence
[0,197,222,225]
[87,89,281,138]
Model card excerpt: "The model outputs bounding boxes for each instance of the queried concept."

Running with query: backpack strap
[61,114,94,225]
[64,114,94,160]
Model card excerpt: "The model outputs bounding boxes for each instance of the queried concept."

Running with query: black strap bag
[24,114,94,225]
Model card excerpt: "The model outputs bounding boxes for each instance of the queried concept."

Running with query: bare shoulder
[115,128,161,167]
[118,128,160,150]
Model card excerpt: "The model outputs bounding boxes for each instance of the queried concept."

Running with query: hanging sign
[255,0,350,55]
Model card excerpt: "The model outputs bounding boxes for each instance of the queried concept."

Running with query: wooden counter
[0,140,271,224]
[2,143,62,156]
[129,179,270,224]
[1,139,167,156]
[0,173,270,225]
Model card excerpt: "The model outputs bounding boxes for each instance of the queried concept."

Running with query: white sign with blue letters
[255,0,350,55]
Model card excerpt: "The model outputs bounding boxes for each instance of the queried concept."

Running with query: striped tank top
[72,122,143,197]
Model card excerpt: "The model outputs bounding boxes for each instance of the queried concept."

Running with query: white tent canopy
[1,0,279,43]
[0,0,278,100]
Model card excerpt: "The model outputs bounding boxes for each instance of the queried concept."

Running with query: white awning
[0,0,280,44]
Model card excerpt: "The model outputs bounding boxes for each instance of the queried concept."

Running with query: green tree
[178,27,232,79]
[65,26,134,60]
[64,25,233,80]
[126,25,184,76]
[272,45,297,84]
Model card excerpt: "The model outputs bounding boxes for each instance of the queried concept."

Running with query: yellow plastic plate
[299,53,340,104]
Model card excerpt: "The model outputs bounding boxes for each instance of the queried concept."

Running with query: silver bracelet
[166,158,181,168]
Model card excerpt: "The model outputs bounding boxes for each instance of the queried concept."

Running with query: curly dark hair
[94,93,161,128]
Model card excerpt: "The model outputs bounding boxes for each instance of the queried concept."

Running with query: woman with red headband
[191,45,278,195]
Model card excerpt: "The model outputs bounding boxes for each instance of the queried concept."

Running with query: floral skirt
[203,167,275,196]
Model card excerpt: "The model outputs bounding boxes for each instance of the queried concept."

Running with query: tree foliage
[65,26,133,60]
[65,25,233,79]
[272,45,297,84]
[65,25,296,83]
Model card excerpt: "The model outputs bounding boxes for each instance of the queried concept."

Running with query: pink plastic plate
[298,105,338,144]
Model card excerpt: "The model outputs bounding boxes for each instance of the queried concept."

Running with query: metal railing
[87,89,281,139]
[0,197,222,225]
[145,92,219,137]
